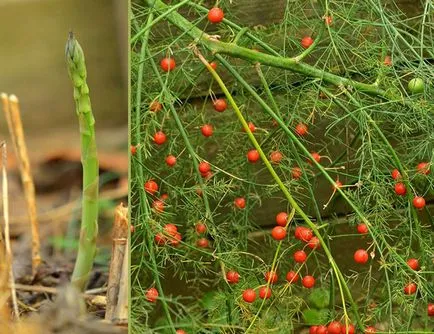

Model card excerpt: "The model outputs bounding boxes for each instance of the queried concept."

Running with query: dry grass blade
[0,141,20,319]
[105,203,128,322]
[3,94,41,276]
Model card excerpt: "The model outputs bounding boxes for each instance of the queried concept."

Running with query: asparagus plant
[65,32,99,291]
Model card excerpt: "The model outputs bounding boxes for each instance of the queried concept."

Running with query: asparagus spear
[65,32,99,291]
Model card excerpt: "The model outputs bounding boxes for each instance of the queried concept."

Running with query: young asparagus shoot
[65,32,99,291]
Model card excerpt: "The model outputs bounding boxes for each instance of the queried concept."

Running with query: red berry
[365,326,376,334]
[404,282,417,295]
[198,161,211,174]
[271,226,286,240]
[416,162,430,175]
[340,323,355,334]
[316,326,328,334]
[146,287,158,302]
[328,321,342,334]
[152,199,165,213]
[259,286,272,299]
[299,227,313,242]
[234,197,246,209]
[394,182,406,196]
[334,180,343,190]
[265,271,278,284]
[154,233,166,245]
[383,55,392,66]
[324,15,333,25]
[213,98,227,112]
[270,151,283,164]
[295,226,312,241]
[308,237,321,250]
[131,145,137,155]
[301,36,314,49]
[412,196,426,209]
[294,250,307,263]
[310,152,321,163]
[242,122,256,133]
[160,57,176,72]
[295,122,308,136]
[149,100,162,112]
[275,212,288,226]
[357,223,368,234]
[291,166,302,179]
[153,131,167,145]
[226,270,240,284]
[210,61,217,70]
[302,275,315,288]
[309,326,318,334]
[242,289,256,303]
[195,222,207,234]
[428,303,434,316]
[407,258,420,270]
[207,7,224,23]
[160,193,169,200]
[145,180,159,194]
[201,124,214,137]
[201,171,213,180]
[196,238,209,248]
[164,223,178,236]
[166,155,177,167]
[170,232,182,246]
[391,168,401,180]
[354,249,369,264]
[286,271,299,283]
[247,149,260,163]
[176,330,186,334]
[294,226,303,239]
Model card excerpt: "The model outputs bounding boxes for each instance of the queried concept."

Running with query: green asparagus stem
[65,32,99,291]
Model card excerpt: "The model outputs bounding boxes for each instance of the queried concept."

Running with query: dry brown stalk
[2,94,41,276]
[0,228,10,321]
[0,141,20,319]
[105,203,128,322]
[113,238,128,325]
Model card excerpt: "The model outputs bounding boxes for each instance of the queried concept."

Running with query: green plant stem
[146,46,235,327]
[196,50,362,329]
[256,61,338,319]
[65,33,99,291]
[131,11,177,333]
[145,0,404,101]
